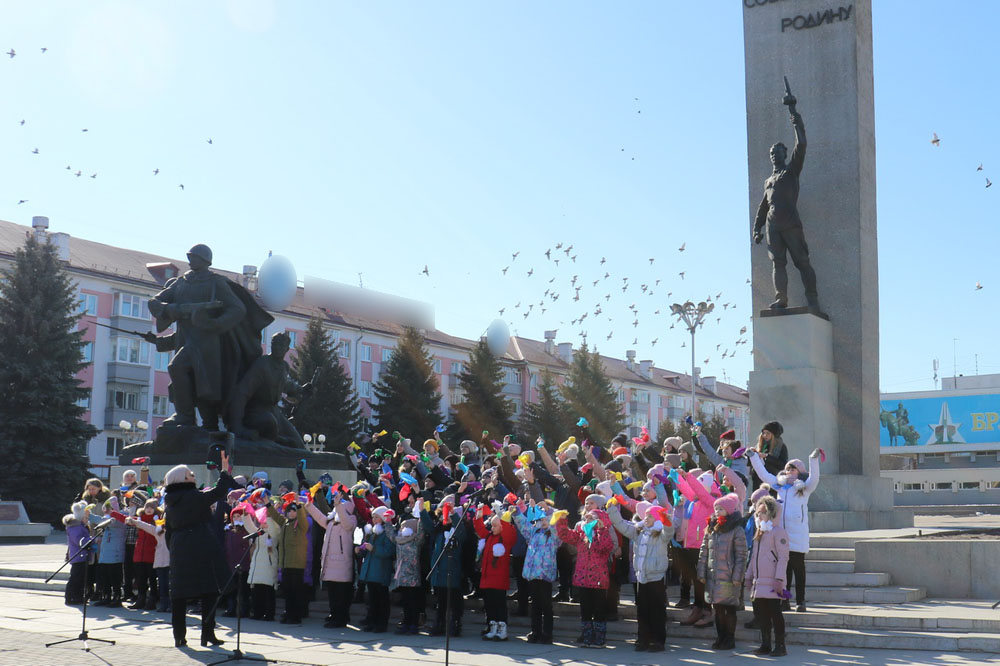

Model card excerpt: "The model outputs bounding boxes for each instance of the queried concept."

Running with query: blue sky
[0,2,996,393]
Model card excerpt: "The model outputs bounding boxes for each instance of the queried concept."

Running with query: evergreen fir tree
[559,343,626,445]
[519,368,565,450]
[0,235,97,524]
[290,316,362,452]
[372,327,443,441]
[452,339,514,443]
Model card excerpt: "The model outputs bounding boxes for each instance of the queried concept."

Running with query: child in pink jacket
[554,493,614,648]
[747,495,790,657]
[675,468,719,627]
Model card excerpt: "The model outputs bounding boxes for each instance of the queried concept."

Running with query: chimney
[625,350,636,372]
[556,342,573,364]
[703,376,717,393]
[693,367,701,387]
[639,359,653,379]
[242,264,258,291]
[31,216,49,242]
[544,329,557,355]
[49,232,71,262]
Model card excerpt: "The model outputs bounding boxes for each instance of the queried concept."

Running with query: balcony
[109,316,155,336]
[105,406,147,429]
[107,362,152,383]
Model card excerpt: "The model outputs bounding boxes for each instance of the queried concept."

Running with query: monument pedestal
[0,501,52,543]
[751,313,912,531]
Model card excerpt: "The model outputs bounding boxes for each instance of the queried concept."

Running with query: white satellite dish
[486,319,510,357]
[257,254,297,311]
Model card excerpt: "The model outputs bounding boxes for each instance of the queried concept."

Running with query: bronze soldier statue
[148,244,271,431]
[753,78,820,310]
[227,332,306,449]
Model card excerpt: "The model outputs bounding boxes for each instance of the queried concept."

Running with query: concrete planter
[854,534,1000,600]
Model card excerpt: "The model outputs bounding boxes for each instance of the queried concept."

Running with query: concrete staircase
[4,533,998,653]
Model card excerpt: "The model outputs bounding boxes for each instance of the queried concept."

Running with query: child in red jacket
[130,498,159,610]
[473,504,518,641]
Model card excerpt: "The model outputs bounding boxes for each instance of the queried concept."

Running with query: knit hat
[423,438,439,452]
[371,506,389,522]
[227,489,244,503]
[663,436,683,451]
[71,500,88,522]
[562,443,580,459]
[278,479,294,493]
[678,441,697,460]
[318,472,333,486]
[786,459,807,475]
[611,433,628,447]
[720,429,736,441]
[762,421,783,437]
[664,453,682,469]
[585,493,607,509]
[233,475,248,487]
[750,483,772,505]
[634,501,652,521]
[595,480,613,498]
[697,470,718,494]
[459,439,477,453]
[251,471,268,482]
[714,493,740,516]
[508,442,522,456]
[611,446,629,458]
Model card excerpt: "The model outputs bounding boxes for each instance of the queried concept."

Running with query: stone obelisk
[744,0,912,529]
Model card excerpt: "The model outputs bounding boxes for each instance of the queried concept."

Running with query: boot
[494,621,508,641]
[451,619,462,637]
[107,590,122,609]
[592,621,606,647]
[201,617,224,647]
[679,607,701,626]
[483,621,498,640]
[92,592,109,607]
[128,594,146,610]
[711,616,724,649]
[575,621,593,645]
[694,607,715,628]
[173,628,187,648]
[770,639,787,657]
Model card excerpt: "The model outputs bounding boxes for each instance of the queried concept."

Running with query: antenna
[953,338,959,381]
[933,359,939,389]
[357,272,364,289]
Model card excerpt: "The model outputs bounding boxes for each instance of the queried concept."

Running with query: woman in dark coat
[164,452,239,647]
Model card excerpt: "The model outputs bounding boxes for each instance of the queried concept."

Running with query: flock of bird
[931,132,992,291]
[6,45,209,201]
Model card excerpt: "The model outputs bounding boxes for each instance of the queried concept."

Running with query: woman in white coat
[746,446,821,612]
[246,509,280,621]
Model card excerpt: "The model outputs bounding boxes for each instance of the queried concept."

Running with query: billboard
[880,394,1000,448]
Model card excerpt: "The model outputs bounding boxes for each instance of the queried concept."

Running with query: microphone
[93,518,115,531]
[243,530,264,541]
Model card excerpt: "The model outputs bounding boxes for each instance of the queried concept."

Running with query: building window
[108,383,148,411]
[381,348,394,363]
[112,337,150,365]
[152,395,170,417]
[634,389,650,403]
[433,359,442,373]
[617,388,626,403]
[931,482,953,491]
[78,293,98,316]
[106,437,126,458]
[960,481,981,490]
[452,362,464,375]
[360,344,372,362]
[511,397,522,414]
[115,293,149,319]
[81,341,94,363]
[505,368,521,384]
[154,351,170,371]
[339,340,351,359]
[286,331,297,348]
[450,388,465,405]
[75,390,92,410]
[359,380,372,398]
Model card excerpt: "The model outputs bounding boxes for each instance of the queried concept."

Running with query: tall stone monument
[744,0,912,529]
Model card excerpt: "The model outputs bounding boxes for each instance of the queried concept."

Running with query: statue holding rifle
[148,243,273,432]
[753,77,820,310]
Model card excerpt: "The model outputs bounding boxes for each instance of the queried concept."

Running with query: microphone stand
[46,524,116,652]
[208,530,273,665]
[425,485,489,666]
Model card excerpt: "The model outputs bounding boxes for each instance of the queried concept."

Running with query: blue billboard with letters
[880,394,1000,448]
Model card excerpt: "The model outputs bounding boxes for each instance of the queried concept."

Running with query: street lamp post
[302,433,327,453]
[118,419,149,446]
[669,301,715,421]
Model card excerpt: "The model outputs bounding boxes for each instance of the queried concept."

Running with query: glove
[550,509,568,525]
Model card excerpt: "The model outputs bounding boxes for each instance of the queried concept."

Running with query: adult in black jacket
[164,452,239,648]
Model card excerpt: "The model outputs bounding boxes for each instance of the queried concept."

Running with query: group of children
[62,419,822,656]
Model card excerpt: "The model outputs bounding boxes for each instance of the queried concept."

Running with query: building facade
[0,217,749,479]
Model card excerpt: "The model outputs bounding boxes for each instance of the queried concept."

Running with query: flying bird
[978,164,984,171]
[81,128,88,132]
[74,170,81,177]
[632,338,638,345]
[739,326,747,334]
[90,173,97,179]
[512,251,520,260]
[178,184,184,190]
[502,266,508,275]
[31,148,38,154]
[678,243,686,252]
[555,242,563,249]
[651,338,658,346]
[606,332,613,340]
[554,259,559,266]
[592,280,599,287]
[19,119,24,126]
[604,272,610,279]
[498,308,505,316]
[648,258,654,265]
[207,138,213,145]
[17,199,27,205]
[679,272,685,279]
[976,282,984,290]
[421,265,429,276]
[40,47,47,53]
[931,132,940,146]
[988,178,993,189]
[545,249,551,259]
[153,168,159,175]
[600,257,606,265]
[6,49,15,58]
[571,255,577,262]
[527,268,534,277]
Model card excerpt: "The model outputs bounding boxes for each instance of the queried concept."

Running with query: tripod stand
[46,525,116,652]
[426,488,487,666]
[208,531,272,665]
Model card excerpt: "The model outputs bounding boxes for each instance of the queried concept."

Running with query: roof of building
[0,217,747,404]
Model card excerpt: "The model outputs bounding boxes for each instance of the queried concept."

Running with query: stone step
[806,572,890,587]
[805,585,925,603]
[806,547,855,561]
[0,567,68,581]
[0,575,65,592]
[810,534,869,549]
[805,560,855,573]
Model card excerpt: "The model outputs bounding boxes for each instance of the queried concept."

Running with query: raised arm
[694,432,723,469]
[788,110,806,175]
[748,449,779,487]
[606,502,638,541]
[803,451,822,495]
[304,501,328,528]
